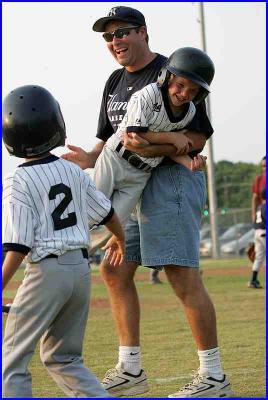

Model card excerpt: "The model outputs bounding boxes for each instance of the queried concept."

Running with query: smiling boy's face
[167,75,200,108]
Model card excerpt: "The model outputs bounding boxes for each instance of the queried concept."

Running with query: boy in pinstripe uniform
[2,85,124,398]
[94,47,214,227]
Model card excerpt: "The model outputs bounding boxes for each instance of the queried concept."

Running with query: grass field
[2,257,266,398]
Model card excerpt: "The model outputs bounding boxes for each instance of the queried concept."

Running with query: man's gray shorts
[125,164,206,269]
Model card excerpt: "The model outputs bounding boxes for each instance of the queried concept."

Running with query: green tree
[205,160,259,209]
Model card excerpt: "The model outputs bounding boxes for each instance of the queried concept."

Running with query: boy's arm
[2,251,26,290]
[137,130,193,156]
[124,130,207,158]
[124,132,177,157]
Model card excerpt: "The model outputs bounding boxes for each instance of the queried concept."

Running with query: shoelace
[104,368,118,380]
[178,371,204,392]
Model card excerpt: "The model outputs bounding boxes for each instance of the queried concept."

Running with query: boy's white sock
[117,346,141,375]
[198,347,224,380]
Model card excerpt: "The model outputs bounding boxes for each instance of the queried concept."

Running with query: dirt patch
[90,298,110,308]
[2,298,13,304]
[3,267,264,308]
[134,266,254,282]
[202,267,249,276]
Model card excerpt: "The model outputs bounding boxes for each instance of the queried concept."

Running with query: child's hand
[102,235,125,267]
[123,132,150,149]
[190,155,207,171]
[173,134,193,155]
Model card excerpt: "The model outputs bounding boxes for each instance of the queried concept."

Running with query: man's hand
[173,134,193,155]
[102,235,125,267]
[190,155,207,171]
[123,132,150,149]
[61,144,91,169]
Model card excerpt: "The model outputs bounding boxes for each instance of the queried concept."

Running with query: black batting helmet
[3,85,66,158]
[157,47,215,104]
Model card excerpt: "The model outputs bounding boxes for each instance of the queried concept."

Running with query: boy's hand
[173,134,193,155]
[123,132,150,149]
[190,155,207,171]
[102,235,125,267]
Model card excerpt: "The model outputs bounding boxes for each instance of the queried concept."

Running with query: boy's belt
[115,142,153,172]
[44,248,88,260]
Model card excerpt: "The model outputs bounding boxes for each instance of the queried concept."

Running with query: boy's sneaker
[168,372,234,398]
[248,280,262,288]
[102,364,149,397]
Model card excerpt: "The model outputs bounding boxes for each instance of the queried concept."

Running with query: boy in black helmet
[94,47,213,227]
[2,85,125,398]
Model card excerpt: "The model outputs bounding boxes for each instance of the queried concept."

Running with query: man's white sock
[198,347,224,380]
[117,346,141,375]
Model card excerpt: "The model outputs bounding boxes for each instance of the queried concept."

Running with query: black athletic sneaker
[248,280,262,288]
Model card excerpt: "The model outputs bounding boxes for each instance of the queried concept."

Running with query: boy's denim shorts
[125,164,206,269]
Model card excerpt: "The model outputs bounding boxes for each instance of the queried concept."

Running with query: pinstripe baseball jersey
[2,155,113,262]
[106,82,196,168]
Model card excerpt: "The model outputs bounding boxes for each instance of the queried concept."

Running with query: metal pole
[198,3,220,258]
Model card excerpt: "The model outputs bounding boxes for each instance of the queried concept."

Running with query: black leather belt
[115,142,153,172]
[44,249,88,260]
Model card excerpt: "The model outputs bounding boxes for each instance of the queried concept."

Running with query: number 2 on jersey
[49,183,77,230]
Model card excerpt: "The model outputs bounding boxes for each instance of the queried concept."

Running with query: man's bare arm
[251,193,258,222]
[184,131,207,151]
[62,140,105,169]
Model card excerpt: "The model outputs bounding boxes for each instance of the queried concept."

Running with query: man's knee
[100,259,138,288]
[165,266,205,301]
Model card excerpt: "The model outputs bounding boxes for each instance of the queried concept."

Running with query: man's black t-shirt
[96,54,167,141]
[96,53,214,165]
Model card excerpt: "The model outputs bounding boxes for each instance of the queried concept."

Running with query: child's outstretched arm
[2,251,25,290]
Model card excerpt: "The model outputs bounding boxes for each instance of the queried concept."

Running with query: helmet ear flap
[193,88,209,105]
[157,67,171,87]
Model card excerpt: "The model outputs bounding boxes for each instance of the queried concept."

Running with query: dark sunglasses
[103,26,140,42]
